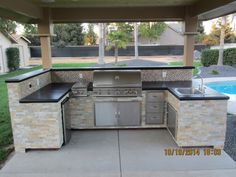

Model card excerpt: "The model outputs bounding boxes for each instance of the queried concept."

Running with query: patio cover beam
[189,0,236,18]
[0,0,42,23]
[198,1,236,20]
[51,7,185,23]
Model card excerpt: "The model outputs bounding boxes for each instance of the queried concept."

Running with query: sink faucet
[193,74,205,93]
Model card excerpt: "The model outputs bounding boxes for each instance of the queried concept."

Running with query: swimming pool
[206,81,236,115]
[206,81,236,94]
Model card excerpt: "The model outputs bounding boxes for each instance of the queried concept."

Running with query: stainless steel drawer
[146,102,164,113]
[146,92,164,103]
[146,113,164,124]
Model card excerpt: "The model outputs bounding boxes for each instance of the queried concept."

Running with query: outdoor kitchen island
[6,67,229,152]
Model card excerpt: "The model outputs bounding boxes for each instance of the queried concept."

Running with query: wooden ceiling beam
[189,0,236,17]
[0,0,42,20]
[51,7,185,23]
[198,1,236,20]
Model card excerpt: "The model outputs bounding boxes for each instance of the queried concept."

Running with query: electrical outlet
[162,71,167,78]
[28,82,32,89]
[79,73,83,79]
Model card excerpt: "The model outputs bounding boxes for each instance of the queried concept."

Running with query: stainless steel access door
[167,103,177,138]
[95,102,118,126]
[95,101,141,127]
[118,102,141,126]
[61,97,71,144]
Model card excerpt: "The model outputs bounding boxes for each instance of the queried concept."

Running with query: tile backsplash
[51,69,193,83]
[19,72,51,99]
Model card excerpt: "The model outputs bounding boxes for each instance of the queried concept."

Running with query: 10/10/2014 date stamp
[164,148,222,156]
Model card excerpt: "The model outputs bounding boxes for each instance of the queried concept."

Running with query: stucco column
[183,10,198,66]
[38,8,53,69]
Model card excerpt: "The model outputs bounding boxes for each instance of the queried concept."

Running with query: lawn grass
[52,63,96,68]
[168,61,202,75]
[0,62,95,162]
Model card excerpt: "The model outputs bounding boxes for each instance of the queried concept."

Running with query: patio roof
[0,0,235,23]
[0,0,235,69]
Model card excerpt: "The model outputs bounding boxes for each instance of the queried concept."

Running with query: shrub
[201,48,236,67]
[6,47,20,71]
[201,49,219,67]
[224,48,236,66]
[210,70,219,75]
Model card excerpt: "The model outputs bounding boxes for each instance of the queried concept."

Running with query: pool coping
[199,77,236,115]
[202,77,236,83]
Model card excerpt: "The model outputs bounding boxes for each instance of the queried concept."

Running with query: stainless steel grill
[93,70,142,97]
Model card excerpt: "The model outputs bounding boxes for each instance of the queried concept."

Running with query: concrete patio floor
[1,129,236,177]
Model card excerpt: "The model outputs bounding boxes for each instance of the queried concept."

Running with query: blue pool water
[207,81,236,94]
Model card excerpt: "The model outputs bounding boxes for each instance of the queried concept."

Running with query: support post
[183,9,198,66]
[38,8,53,69]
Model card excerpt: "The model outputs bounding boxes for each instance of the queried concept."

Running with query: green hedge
[6,47,20,71]
[201,48,236,67]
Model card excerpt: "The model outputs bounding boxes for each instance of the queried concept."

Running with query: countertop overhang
[19,81,229,103]
[19,83,74,103]
[142,81,230,101]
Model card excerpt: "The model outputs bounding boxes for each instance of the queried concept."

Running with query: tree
[218,16,227,65]
[195,21,205,44]
[134,22,139,59]
[0,17,17,34]
[53,23,84,47]
[107,23,133,63]
[84,24,97,45]
[202,17,236,45]
[139,22,166,43]
[197,21,205,34]
[98,23,105,64]
[23,24,40,46]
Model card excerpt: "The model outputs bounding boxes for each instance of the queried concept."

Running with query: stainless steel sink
[174,88,203,96]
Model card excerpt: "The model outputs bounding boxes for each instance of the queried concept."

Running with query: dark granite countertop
[6,69,50,83]
[142,81,229,100]
[19,81,229,103]
[20,83,74,103]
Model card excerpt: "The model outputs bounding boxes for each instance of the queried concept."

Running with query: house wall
[0,33,30,73]
[138,26,184,45]
[15,38,30,67]
[159,27,184,45]
[0,32,12,73]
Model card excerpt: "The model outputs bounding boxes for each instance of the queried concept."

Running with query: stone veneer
[7,72,65,152]
[51,69,193,83]
[70,92,95,128]
[166,92,227,148]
